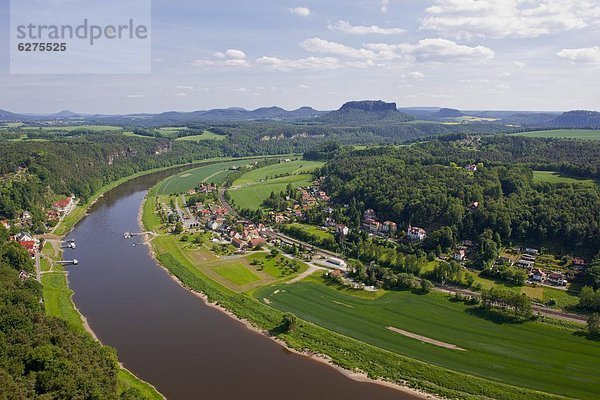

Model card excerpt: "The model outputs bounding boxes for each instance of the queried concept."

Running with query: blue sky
[1,0,600,114]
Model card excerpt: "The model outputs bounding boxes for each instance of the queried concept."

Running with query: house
[14,232,35,242]
[0,220,10,230]
[382,221,397,234]
[465,164,478,172]
[231,237,245,249]
[532,268,546,282]
[524,248,539,255]
[18,241,37,257]
[517,259,535,269]
[336,224,350,236]
[548,272,567,286]
[363,218,381,233]
[19,270,30,280]
[328,269,344,279]
[572,257,587,271]
[249,237,266,248]
[453,248,466,261]
[53,196,75,214]
[406,225,426,241]
[469,201,479,210]
[206,219,223,231]
[21,211,32,221]
[363,209,376,219]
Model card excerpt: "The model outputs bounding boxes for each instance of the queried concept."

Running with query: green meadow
[254,275,599,400]
[533,170,596,185]
[213,262,261,286]
[229,174,314,210]
[175,130,226,141]
[232,159,323,186]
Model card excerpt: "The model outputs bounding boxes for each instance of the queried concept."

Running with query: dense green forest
[0,226,140,399]
[321,136,600,257]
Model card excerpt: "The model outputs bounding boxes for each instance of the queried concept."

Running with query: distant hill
[0,109,23,121]
[319,100,415,125]
[434,108,464,118]
[552,110,600,128]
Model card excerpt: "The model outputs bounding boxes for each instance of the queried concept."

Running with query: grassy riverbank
[143,185,579,400]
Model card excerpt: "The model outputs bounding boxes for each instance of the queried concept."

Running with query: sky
[1,0,600,114]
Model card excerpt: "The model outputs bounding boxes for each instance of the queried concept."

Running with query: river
[64,171,417,400]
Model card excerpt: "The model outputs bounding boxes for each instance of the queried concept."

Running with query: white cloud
[367,39,494,63]
[557,46,600,65]
[192,49,249,67]
[214,49,246,60]
[422,0,600,39]
[327,20,405,35]
[298,84,310,89]
[126,94,145,98]
[234,87,246,92]
[406,71,425,79]
[289,6,311,17]
[513,61,526,69]
[176,85,195,91]
[175,93,188,97]
[256,56,341,71]
[300,37,396,60]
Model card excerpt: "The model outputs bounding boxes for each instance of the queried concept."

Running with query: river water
[64,171,415,400]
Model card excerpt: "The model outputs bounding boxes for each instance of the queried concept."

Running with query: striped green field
[232,160,323,186]
[155,159,261,195]
[515,129,600,140]
[213,262,261,286]
[254,275,600,400]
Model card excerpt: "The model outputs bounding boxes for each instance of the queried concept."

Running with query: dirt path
[387,327,467,351]
[287,263,325,284]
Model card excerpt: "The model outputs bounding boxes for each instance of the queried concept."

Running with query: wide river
[65,170,415,399]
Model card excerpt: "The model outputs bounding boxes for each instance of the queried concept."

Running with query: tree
[173,221,184,234]
[281,312,297,332]
[588,313,600,337]
[420,279,434,293]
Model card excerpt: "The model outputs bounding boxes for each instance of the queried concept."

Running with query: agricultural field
[228,174,314,210]
[155,158,262,195]
[254,274,599,400]
[533,170,596,185]
[515,129,600,140]
[232,159,323,187]
[175,130,226,141]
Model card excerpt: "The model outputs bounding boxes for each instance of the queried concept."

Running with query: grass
[248,252,308,279]
[213,262,261,286]
[229,174,314,210]
[515,129,600,140]
[117,369,163,400]
[40,257,52,272]
[143,187,585,400]
[533,170,596,185]
[232,160,324,186]
[41,272,84,330]
[285,223,334,241]
[254,280,599,400]
[175,130,226,141]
